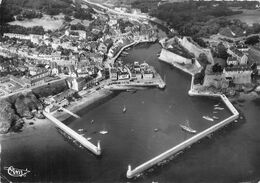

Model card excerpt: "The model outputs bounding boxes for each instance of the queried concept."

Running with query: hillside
[4,0,73,10]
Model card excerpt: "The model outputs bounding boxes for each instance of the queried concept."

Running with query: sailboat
[180,120,197,134]
[122,105,127,113]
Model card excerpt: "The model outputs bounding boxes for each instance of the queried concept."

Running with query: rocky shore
[0,80,68,134]
[0,92,44,134]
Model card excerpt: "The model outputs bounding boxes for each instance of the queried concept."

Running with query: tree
[216,42,229,60]
[64,15,72,22]
[245,35,259,45]
[198,53,209,67]
[252,23,260,34]
[212,63,223,73]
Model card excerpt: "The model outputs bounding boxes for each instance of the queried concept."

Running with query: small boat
[154,128,159,132]
[234,120,238,123]
[214,103,220,107]
[78,129,84,132]
[91,119,94,124]
[99,130,108,135]
[122,51,129,55]
[122,105,127,113]
[203,116,214,122]
[214,107,224,110]
[180,120,197,134]
[87,137,92,140]
[126,89,137,93]
[212,116,219,120]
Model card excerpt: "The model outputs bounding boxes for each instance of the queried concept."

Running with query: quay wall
[43,111,101,155]
[109,39,158,66]
[159,48,192,65]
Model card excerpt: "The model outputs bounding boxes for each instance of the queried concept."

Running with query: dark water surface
[1,43,260,183]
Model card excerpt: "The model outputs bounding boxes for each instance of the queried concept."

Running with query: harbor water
[1,43,260,183]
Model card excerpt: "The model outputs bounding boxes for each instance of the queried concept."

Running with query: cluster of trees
[71,23,86,31]
[74,8,94,21]
[149,2,242,38]
[212,63,223,73]
[117,19,134,33]
[147,1,260,44]
[0,3,22,23]
[131,0,160,13]
[0,56,28,77]
[245,35,260,45]
[5,25,45,35]
[16,10,43,21]
[1,0,95,22]
[212,42,229,60]
[32,80,69,98]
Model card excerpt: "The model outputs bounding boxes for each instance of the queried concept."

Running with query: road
[82,0,149,19]
[82,0,168,28]
[0,76,69,100]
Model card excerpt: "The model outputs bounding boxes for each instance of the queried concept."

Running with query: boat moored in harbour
[212,116,219,120]
[123,105,127,113]
[203,116,214,122]
[180,120,197,134]
[214,107,224,110]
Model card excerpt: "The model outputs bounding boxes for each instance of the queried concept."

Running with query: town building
[223,66,252,84]
[30,70,51,86]
[227,47,248,65]
[226,57,238,66]
[110,68,118,81]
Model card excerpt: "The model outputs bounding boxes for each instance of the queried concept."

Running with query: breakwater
[43,111,101,155]
[126,52,239,179]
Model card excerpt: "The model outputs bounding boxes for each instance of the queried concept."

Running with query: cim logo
[4,166,30,177]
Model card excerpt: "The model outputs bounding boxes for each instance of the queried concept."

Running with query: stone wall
[159,48,192,65]
[177,37,214,64]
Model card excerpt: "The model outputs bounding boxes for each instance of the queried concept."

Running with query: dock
[126,57,239,179]
[43,111,101,155]
[60,107,80,119]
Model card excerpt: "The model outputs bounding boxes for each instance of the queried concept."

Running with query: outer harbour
[2,43,256,182]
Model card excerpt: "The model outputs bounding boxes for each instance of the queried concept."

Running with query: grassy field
[8,14,65,31]
[227,8,260,26]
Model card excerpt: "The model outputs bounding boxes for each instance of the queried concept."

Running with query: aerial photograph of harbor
[0,0,260,182]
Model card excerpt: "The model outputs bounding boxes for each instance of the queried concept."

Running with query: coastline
[0,89,114,139]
